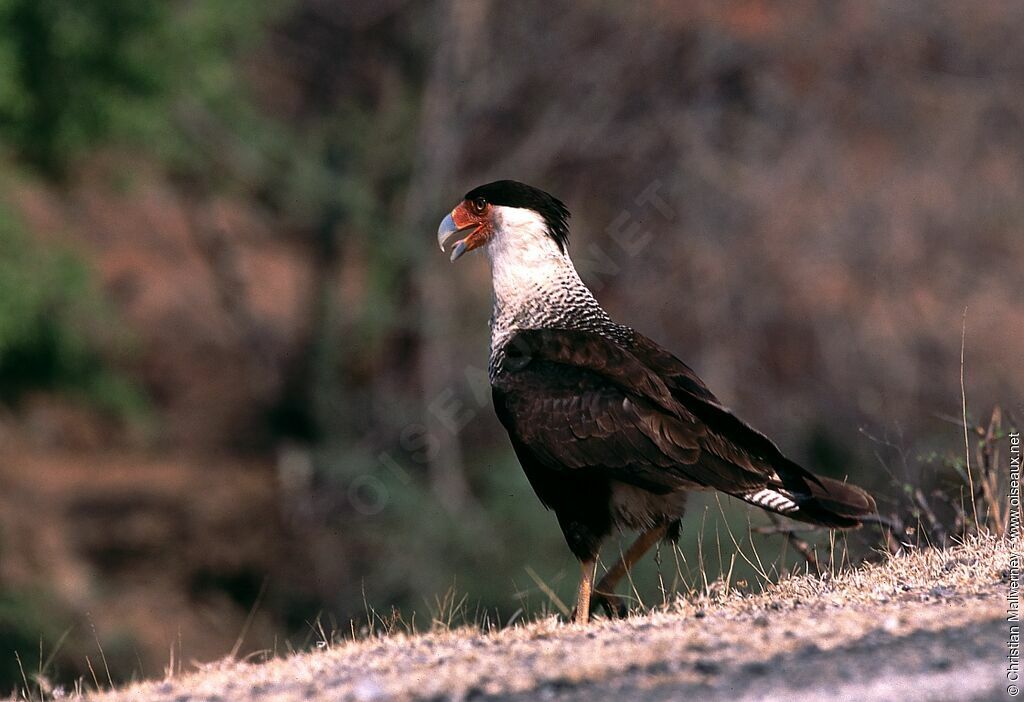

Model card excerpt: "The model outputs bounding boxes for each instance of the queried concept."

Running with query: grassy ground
[73,533,1013,702]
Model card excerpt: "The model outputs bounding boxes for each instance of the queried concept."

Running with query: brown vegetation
[85,534,1013,701]
[0,0,1021,695]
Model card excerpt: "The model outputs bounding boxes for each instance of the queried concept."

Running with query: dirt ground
[87,535,1013,702]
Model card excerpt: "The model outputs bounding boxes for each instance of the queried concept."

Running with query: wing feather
[492,329,768,493]
[492,327,874,527]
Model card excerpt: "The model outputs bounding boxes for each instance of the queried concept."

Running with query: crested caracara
[438,180,876,623]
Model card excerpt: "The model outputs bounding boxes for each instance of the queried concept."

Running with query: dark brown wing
[493,328,875,527]
[627,331,826,492]
[629,331,876,524]
[627,331,722,405]
[491,329,774,494]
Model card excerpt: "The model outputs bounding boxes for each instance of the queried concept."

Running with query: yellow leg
[594,524,669,616]
[574,559,596,624]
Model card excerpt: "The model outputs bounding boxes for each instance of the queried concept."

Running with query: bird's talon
[593,593,628,619]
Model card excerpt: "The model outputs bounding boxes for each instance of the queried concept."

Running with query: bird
[437,180,876,624]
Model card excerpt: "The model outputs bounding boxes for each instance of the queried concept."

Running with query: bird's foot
[592,592,628,619]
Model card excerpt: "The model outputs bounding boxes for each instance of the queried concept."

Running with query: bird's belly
[609,481,688,531]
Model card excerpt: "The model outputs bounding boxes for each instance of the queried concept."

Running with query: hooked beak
[437,204,487,262]
[437,213,470,262]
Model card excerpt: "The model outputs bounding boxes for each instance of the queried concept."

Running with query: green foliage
[304,443,560,617]
[0,584,141,694]
[0,0,278,177]
[0,586,75,693]
[0,205,144,416]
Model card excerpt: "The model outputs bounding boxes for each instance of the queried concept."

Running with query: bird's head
[437,180,570,263]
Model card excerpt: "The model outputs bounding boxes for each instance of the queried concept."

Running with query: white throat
[486,207,576,311]
[484,206,611,367]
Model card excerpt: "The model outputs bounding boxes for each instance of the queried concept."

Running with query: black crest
[464,180,571,252]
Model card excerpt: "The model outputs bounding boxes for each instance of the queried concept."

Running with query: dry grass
[67,532,1012,702]
[9,393,1013,701]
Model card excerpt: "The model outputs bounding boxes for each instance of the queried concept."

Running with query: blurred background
[0,0,1021,692]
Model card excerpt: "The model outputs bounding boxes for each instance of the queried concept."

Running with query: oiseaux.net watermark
[1009,429,1021,697]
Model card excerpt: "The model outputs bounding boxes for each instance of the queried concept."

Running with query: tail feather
[738,474,876,529]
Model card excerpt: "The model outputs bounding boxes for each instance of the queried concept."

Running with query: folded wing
[492,328,876,526]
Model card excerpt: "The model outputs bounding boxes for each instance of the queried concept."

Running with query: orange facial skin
[450,199,493,254]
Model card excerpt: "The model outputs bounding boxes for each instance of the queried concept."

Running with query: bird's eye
[471,197,487,215]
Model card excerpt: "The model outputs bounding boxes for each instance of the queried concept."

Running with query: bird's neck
[486,244,616,376]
